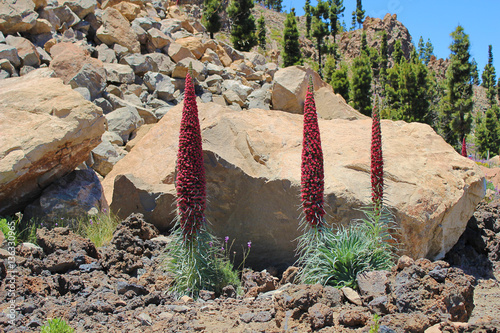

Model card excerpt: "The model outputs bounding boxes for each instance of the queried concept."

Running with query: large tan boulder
[96,7,140,54]
[0,76,106,215]
[314,87,366,120]
[102,103,484,269]
[271,66,332,114]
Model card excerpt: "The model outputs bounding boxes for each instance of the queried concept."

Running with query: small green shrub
[298,207,396,289]
[165,229,246,298]
[40,318,74,333]
[369,313,381,333]
[0,215,21,246]
[74,211,119,247]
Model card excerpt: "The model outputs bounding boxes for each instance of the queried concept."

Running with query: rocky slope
[1,199,499,333]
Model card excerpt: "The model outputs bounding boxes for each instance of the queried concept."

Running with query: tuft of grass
[297,206,396,289]
[40,318,74,333]
[74,211,120,247]
[369,313,381,333]
[164,227,244,298]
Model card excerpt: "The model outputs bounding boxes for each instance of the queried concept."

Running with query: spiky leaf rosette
[176,72,206,241]
[371,105,383,210]
[301,81,325,228]
[461,137,467,157]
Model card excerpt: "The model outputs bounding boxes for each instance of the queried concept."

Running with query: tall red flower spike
[176,71,206,241]
[461,137,467,157]
[301,79,325,228]
[371,104,384,211]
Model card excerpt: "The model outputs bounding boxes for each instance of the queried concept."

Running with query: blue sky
[286,0,499,78]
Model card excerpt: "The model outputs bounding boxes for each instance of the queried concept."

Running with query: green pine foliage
[257,15,266,50]
[202,0,221,39]
[418,36,425,61]
[330,63,349,102]
[355,0,365,28]
[471,58,480,85]
[304,0,312,37]
[383,50,432,123]
[440,25,474,149]
[423,38,434,65]
[329,0,344,42]
[350,53,372,116]
[311,0,329,76]
[228,0,257,52]
[282,10,302,67]
[392,39,404,64]
[482,45,497,105]
[475,106,500,158]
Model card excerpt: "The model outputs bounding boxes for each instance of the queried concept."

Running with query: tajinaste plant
[166,69,241,298]
[371,104,383,211]
[301,79,326,229]
[461,137,467,157]
[176,71,206,241]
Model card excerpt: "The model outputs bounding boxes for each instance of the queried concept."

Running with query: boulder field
[103,102,485,269]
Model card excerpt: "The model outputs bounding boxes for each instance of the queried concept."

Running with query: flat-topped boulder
[0,76,106,215]
[102,102,484,269]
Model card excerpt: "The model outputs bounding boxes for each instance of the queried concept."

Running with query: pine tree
[282,9,302,67]
[257,15,266,49]
[482,45,497,105]
[350,53,372,115]
[423,38,434,65]
[471,58,480,85]
[383,51,431,123]
[379,31,388,84]
[361,31,368,55]
[312,0,329,77]
[392,39,404,64]
[440,25,473,149]
[228,0,257,51]
[329,0,344,42]
[350,10,356,31]
[355,0,365,28]
[418,36,425,61]
[330,63,349,102]
[202,0,221,39]
[304,0,312,37]
[475,106,500,158]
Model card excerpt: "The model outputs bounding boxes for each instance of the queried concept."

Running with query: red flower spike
[301,80,325,228]
[371,105,384,211]
[461,137,467,157]
[176,71,206,241]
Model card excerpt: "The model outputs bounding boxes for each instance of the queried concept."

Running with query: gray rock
[73,86,91,100]
[205,74,222,87]
[102,131,124,145]
[356,270,389,298]
[95,44,117,63]
[23,169,108,222]
[137,313,152,326]
[132,17,160,31]
[160,18,181,34]
[93,97,113,114]
[39,5,80,32]
[171,29,191,40]
[0,44,21,67]
[119,54,155,75]
[69,63,107,100]
[222,79,252,101]
[146,52,175,75]
[5,35,40,67]
[105,106,144,142]
[35,46,52,65]
[0,0,38,34]
[154,104,173,119]
[247,85,271,110]
[223,90,244,107]
[116,280,149,295]
[131,23,148,44]
[206,63,224,75]
[0,59,17,76]
[91,140,127,177]
[59,0,96,19]
[103,63,134,84]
